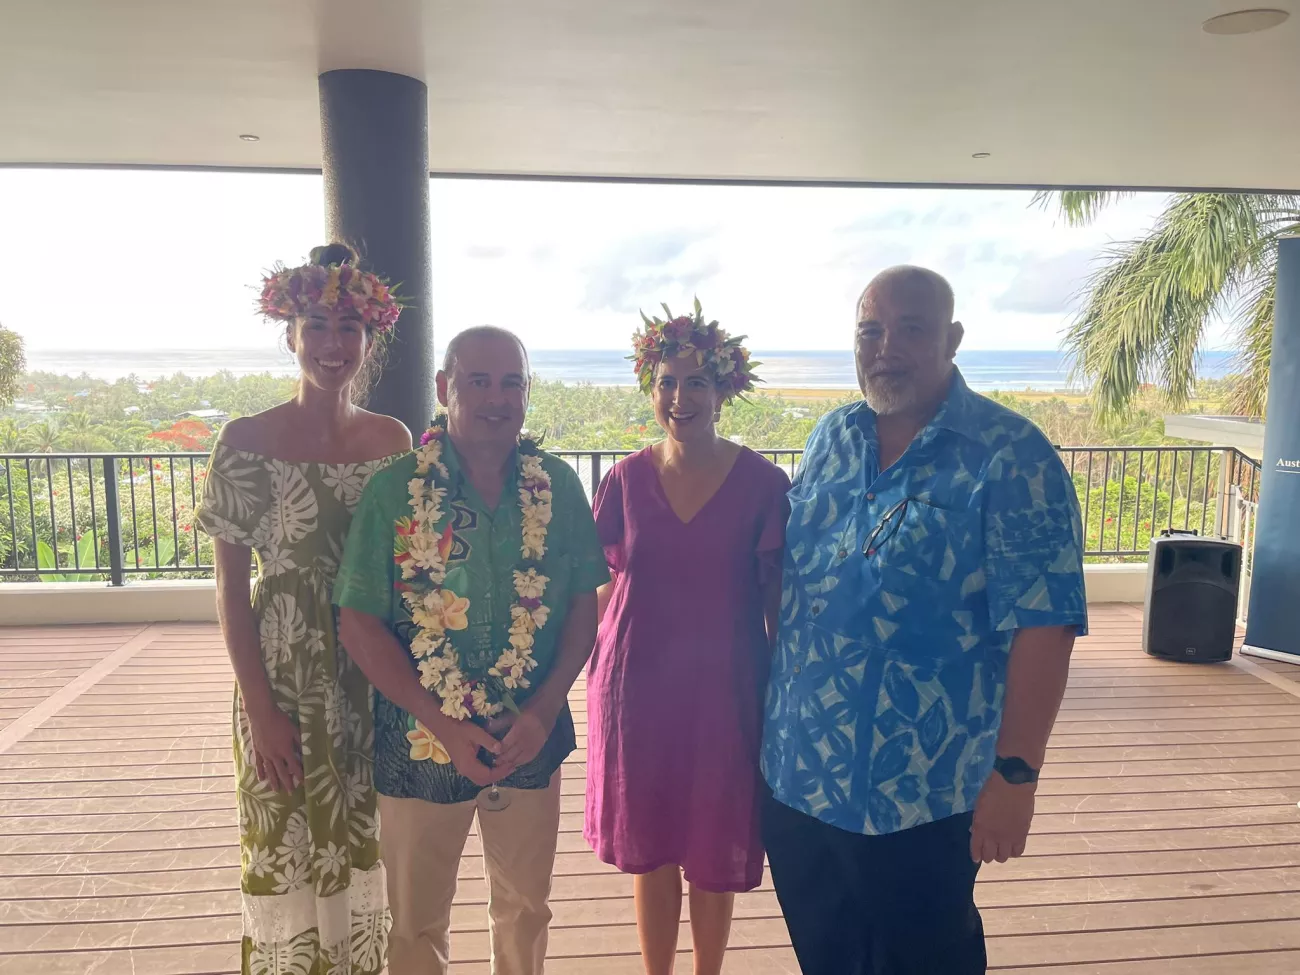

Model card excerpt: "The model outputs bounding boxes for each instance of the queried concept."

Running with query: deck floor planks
[0,605,1298,973]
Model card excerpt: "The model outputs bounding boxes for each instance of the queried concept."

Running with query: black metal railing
[0,446,1264,583]
[1057,446,1260,560]
[565,448,805,497]
[0,452,215,585]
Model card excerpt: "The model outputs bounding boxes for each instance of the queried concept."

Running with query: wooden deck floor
[2,605,1300,973]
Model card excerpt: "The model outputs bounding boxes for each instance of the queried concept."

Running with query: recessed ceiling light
[1203,8,1289,34]
[239,134,260,142]
[971,152,991,159]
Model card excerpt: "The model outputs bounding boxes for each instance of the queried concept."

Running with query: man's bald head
[441,325,531,376]
[854,265,963,418]
[857,265,956,326]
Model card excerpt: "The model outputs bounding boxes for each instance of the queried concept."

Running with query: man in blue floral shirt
[761,266,1087,974]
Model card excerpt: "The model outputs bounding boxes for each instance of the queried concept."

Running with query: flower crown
[629,299,760,398]
[258,259,404,333]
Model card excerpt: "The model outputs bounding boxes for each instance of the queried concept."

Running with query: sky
[0,167,1220,355]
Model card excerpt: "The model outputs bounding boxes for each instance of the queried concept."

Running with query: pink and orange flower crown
[258,258,404,333]
[629,299,760,398]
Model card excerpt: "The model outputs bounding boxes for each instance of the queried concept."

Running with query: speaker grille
[1145,581,1236,662]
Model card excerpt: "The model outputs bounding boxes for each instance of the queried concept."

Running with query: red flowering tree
[145,419,213,451]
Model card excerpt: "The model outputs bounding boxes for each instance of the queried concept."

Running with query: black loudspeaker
[1143,531,1242,662]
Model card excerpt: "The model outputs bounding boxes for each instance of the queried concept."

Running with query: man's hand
[438,718,515,787]
[970,772,1035,863]
[489,701,557,770]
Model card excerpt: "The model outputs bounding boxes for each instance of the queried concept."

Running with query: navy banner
[1243,236,1300,664]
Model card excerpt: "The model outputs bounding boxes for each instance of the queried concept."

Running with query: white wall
[0,566,1150,627]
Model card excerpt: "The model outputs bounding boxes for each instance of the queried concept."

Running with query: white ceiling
[3,0,1299,189]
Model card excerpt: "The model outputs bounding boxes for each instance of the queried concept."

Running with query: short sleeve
[757,461,792,554]
[194,444,271,546]
[591,461,626,574]
[554,461,611,594]
[983,438,1089,636]
[332,469,398,622]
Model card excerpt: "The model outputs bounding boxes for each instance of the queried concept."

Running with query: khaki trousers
[378,770,562,975]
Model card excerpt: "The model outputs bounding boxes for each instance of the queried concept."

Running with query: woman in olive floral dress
[196,244,410,975]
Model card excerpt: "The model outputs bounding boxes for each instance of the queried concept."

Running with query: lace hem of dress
[241,860,387,948]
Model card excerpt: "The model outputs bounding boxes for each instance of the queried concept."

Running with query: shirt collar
[929,368,983,442]
[851,368,983,445]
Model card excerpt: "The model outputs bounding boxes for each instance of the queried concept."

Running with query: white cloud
[0,170,1187,357]
[992,249,1099,315]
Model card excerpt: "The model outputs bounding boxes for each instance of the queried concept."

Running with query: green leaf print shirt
[333,442,609,804]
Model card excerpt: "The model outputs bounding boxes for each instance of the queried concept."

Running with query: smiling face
[436,331,530,451]
[854,269,963,417]
[652,354,725,445]
[289,305,370,394]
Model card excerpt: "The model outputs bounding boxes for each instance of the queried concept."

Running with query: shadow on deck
[2,605,1300,973]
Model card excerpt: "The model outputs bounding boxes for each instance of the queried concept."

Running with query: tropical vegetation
[1039,190,1300,419]
[0,324,24,409]
[1,369,1237,456]
[0,367,1249,581]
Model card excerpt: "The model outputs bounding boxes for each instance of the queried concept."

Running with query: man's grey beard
[862,376,921,416]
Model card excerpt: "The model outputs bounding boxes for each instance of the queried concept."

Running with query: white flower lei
[395,419,553,721]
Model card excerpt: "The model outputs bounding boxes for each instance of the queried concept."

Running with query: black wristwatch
[993,756,1039,785]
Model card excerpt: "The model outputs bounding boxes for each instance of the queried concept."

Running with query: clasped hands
[431,698,557,788]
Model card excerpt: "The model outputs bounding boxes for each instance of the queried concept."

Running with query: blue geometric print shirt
[761,370,1087,836]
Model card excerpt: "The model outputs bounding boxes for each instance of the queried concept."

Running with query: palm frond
[1245,198,1300,235]
[1226,259,1274,418]
[1032,190,1134,228]
[1064,193,1266,417]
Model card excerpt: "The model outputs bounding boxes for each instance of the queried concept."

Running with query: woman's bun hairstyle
[308,242,359,267]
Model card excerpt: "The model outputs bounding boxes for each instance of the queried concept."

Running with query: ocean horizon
[23,347,1237,392]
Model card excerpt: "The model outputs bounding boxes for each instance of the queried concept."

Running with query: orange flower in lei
[392,416,553,748]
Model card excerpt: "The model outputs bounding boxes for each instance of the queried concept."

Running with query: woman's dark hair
[291,241,388,406]
[308,242,359,267]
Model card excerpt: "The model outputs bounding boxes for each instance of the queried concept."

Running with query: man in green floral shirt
[335,326,608,975]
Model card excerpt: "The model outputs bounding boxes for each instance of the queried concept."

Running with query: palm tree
[0,418,20,453]
[20,420,61,454]
[1035,191,1300,418]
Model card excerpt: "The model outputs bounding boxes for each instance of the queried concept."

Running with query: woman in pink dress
[586,303,790,975]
